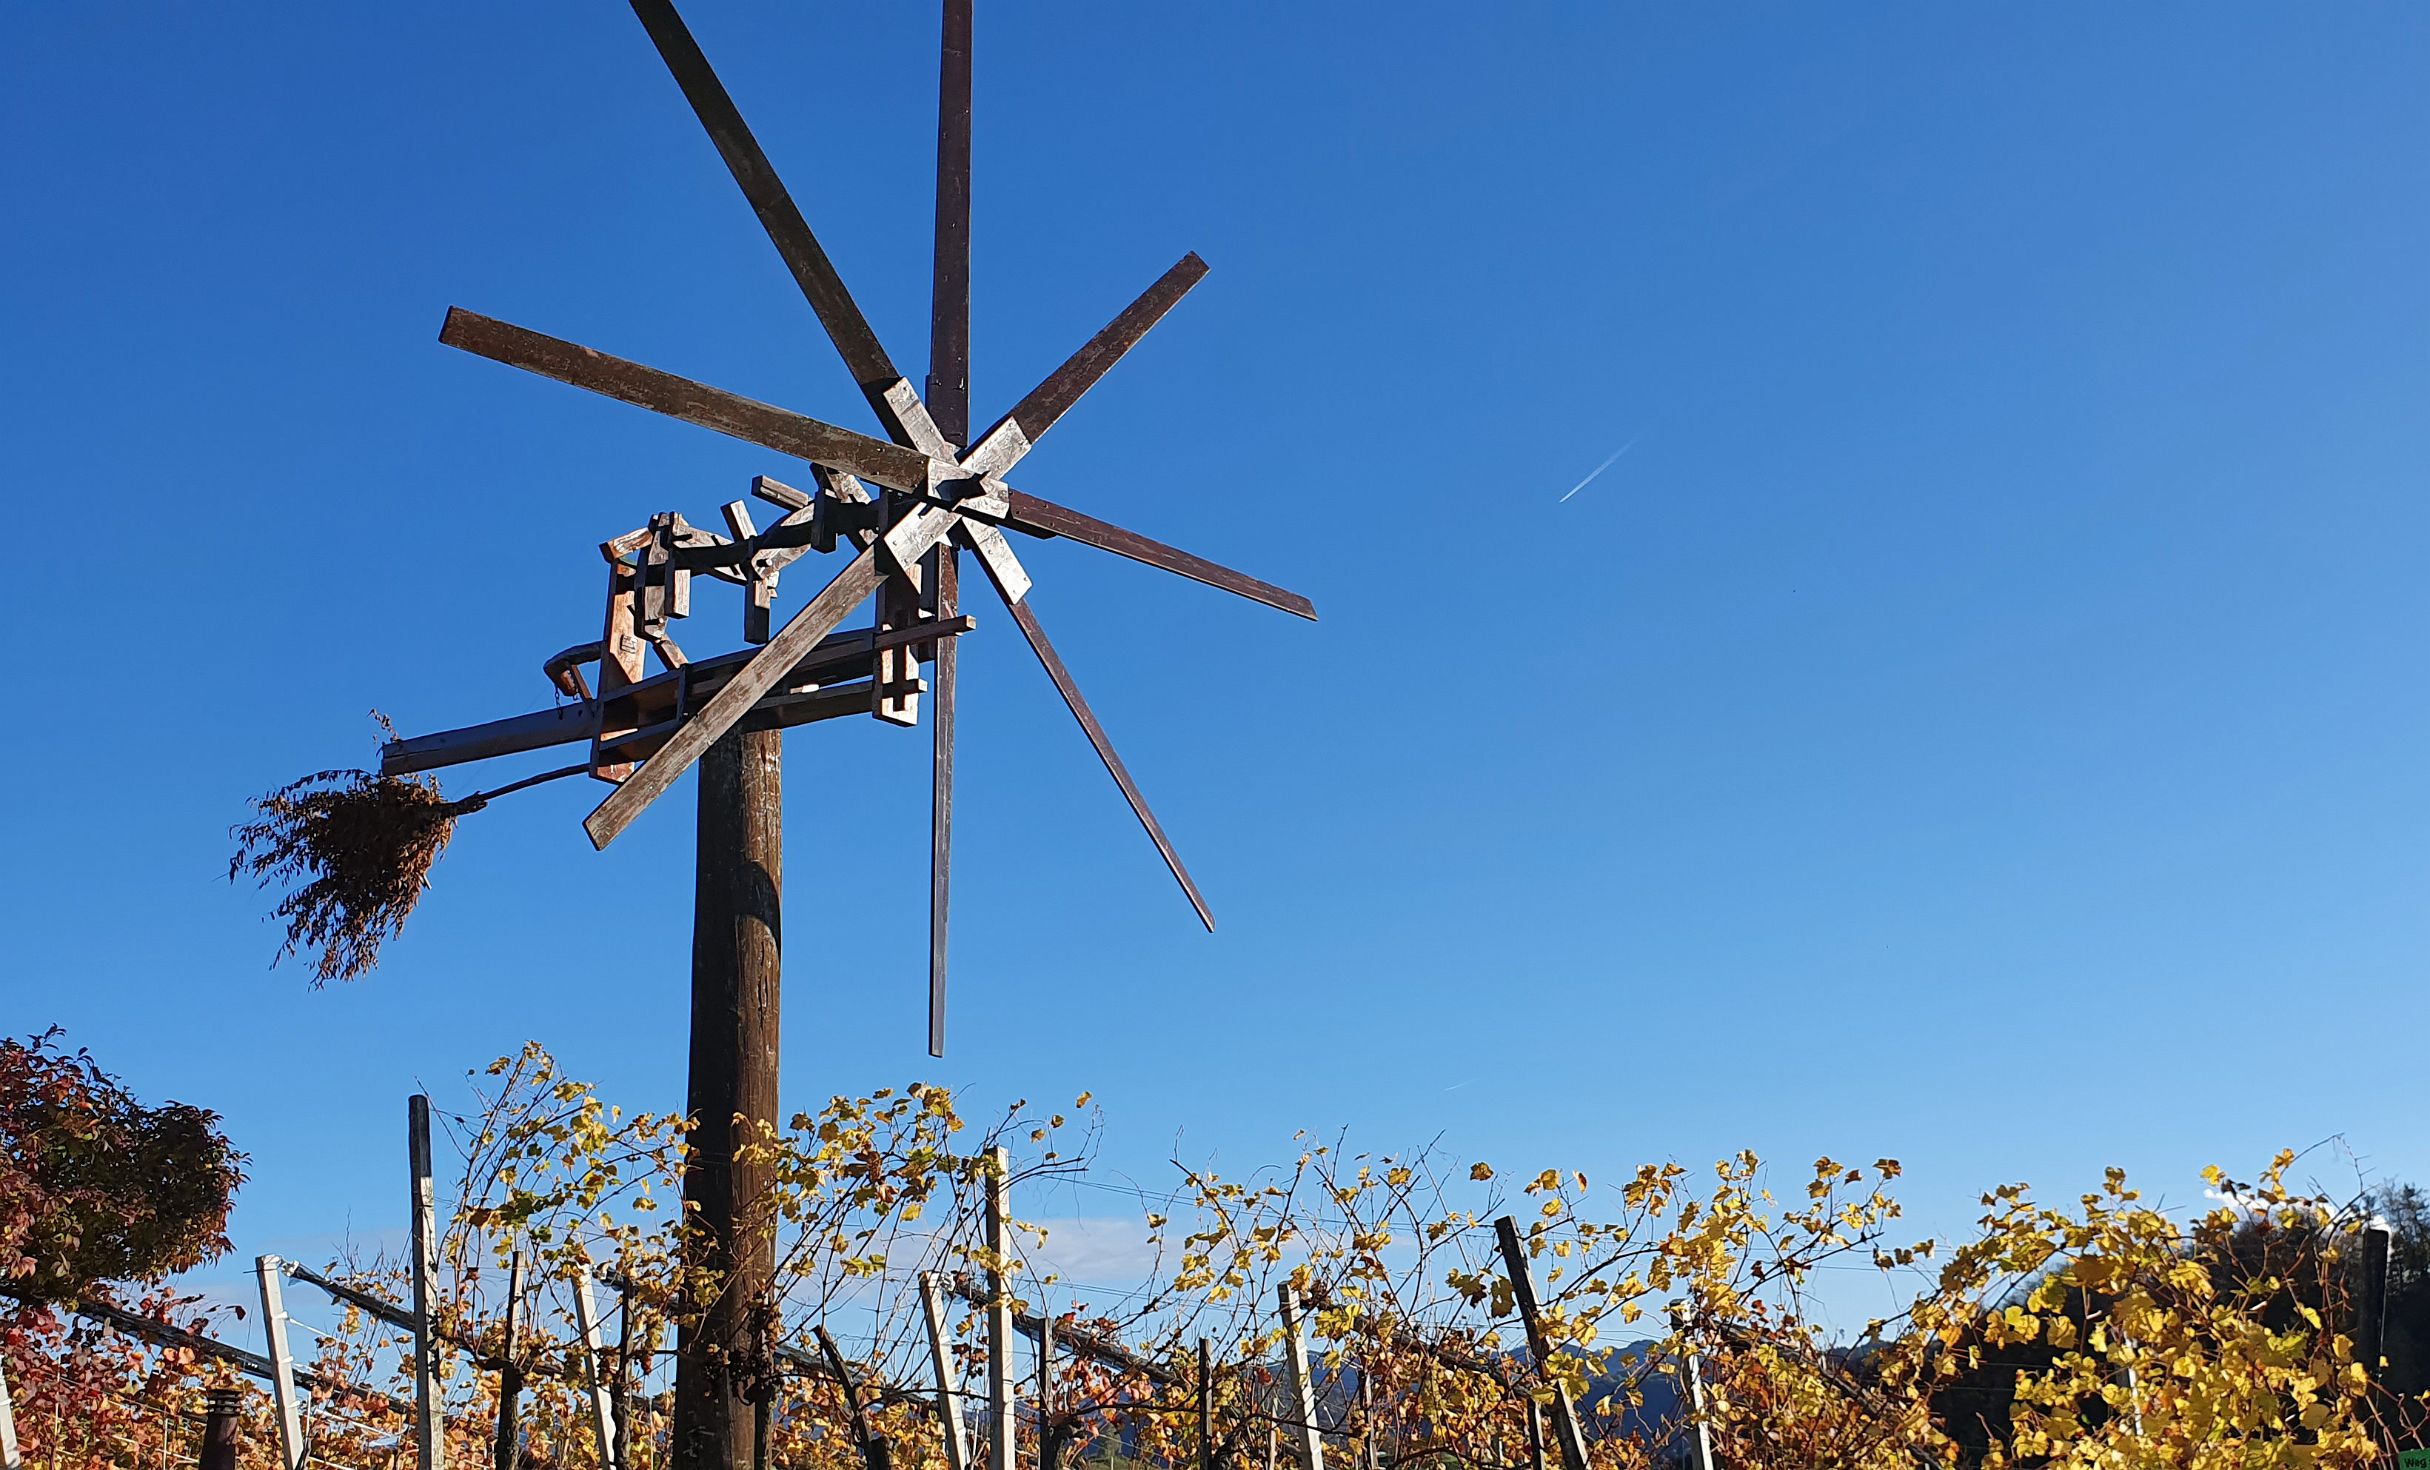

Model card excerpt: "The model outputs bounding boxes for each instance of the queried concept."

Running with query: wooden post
[1035,1310,1057,1470]
[256,1255,307,1470]
[409,1095,448,1470]
[920,1272,972,1470]
[493,1250,527,1470]
[0,1350,20,1470]
[574,1268,622,1470]
[1196,1339,1215,1470]
[674,725,783,1470]
[1357,1370,1377,1470]
[1275,1284,1323,1470]
[2357,1221,2393,1377]
[1491,1218,1586,1470]
[1523,1403,1544,1470]
[986,1147,1015,1470]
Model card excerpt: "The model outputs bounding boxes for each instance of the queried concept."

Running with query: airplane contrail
[1557,435,1638,502]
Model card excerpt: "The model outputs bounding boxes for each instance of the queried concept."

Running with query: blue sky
[6,3,2430,1331]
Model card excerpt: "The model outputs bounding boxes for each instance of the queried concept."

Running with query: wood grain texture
[1003,597,1212,931]
[584,507,960,848]
[976,253,1208,460]
[1000,490,1315,620]
[628,0,911,429]
[440,308,936,492]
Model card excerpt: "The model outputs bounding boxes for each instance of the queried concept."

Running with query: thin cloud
[1558,435,1638,503]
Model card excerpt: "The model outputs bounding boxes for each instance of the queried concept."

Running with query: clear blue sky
[6,3,2430,1323]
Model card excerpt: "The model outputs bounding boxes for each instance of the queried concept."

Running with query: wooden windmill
[353,9,1315,1467]
[386,0,1314,1045]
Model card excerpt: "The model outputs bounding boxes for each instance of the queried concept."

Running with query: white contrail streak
[1557,435,1638,502]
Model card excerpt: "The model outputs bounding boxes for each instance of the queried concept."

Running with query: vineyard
[3,1039,2416,1470]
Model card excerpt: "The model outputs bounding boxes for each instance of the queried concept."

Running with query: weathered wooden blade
[381,618,974,776]
[998,490,1317,620]
[627,0,905,412]
[585,505,963,848]
[967,253,1208,471]
[928,545,957,1059]
[999,594,1214,932]
[440,308,937,492]
[927,0,973,449]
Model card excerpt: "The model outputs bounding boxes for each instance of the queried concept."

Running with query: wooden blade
[928,544,958,1059]
[999,595,1214,932]
[584,505,963,848]
[927,0,973,449]
[998,490,1317,620]
[627,0,904,408]
[968,253,1208,471]
[440,308,937,492]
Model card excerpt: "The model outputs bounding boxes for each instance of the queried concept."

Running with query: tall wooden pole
[256,1256,306,1470]
[921,1272,972,1470]
[0,1350,20,1470]
[1276,1284,1323,1470]
[673,726,783,1470]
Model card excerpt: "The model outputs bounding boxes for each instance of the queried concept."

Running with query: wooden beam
[943,1276,1178,1387]
[381,616,975,776]
[626,0,913,427]
[969,253,1208,471]
[585,504,962,848]
[439,308,941,494]
[998,491,1314,621]
[1001,597,1213,931]
[1491,1218,1586,1470]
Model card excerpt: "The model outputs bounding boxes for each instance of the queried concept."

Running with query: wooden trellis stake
[986,1146,1016,1470]
[1524,1402,1545,1470]
[574,1268,622,1470]
[409,1094,448,1470]
[1196,1339,1215,1470]
[920,1272,972,1470]
[1491,1218,1587,1470]
[255,1255,307,1470]
[1276,1283,1323,1470]
[1035,1310,1057,1470]
[493,1250,526,1470]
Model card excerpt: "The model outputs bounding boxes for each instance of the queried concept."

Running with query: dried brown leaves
[229,766,475,984]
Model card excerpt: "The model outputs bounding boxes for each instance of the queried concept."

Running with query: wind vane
[363,0,1315,1054]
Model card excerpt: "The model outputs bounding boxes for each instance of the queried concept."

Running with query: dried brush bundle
[228,766,483,984]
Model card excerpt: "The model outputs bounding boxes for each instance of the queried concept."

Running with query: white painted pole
[920,1271,972,1470]
[1671,1310,1714,1470]
[0,1351,21,1470]
[1036,1311,1057,1470]
[409,1094,448,1470]
[1276,1283,1324,1470]
[256,1255,308,1470]
[986,1146,1015,1470]
[573,1268,621,1470]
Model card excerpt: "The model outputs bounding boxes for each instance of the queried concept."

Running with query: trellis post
[1670,1309,1714,1470]
[1523,1403,1544,1470]
[1196,1338,1215,1470]
[493,1250,526,1470]
[574,1267,622,1470]
[1491,1217,1587,1470]
[255,1255,307,1470]
[920,1272,972,1470]
[1035,1310,1057,1470]
[986,1146,1015,1470]
[1276,1283,1323,1470]
[409,1094,448,1470]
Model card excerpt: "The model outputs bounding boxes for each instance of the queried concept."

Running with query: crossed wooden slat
[440,0,1314,1051]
